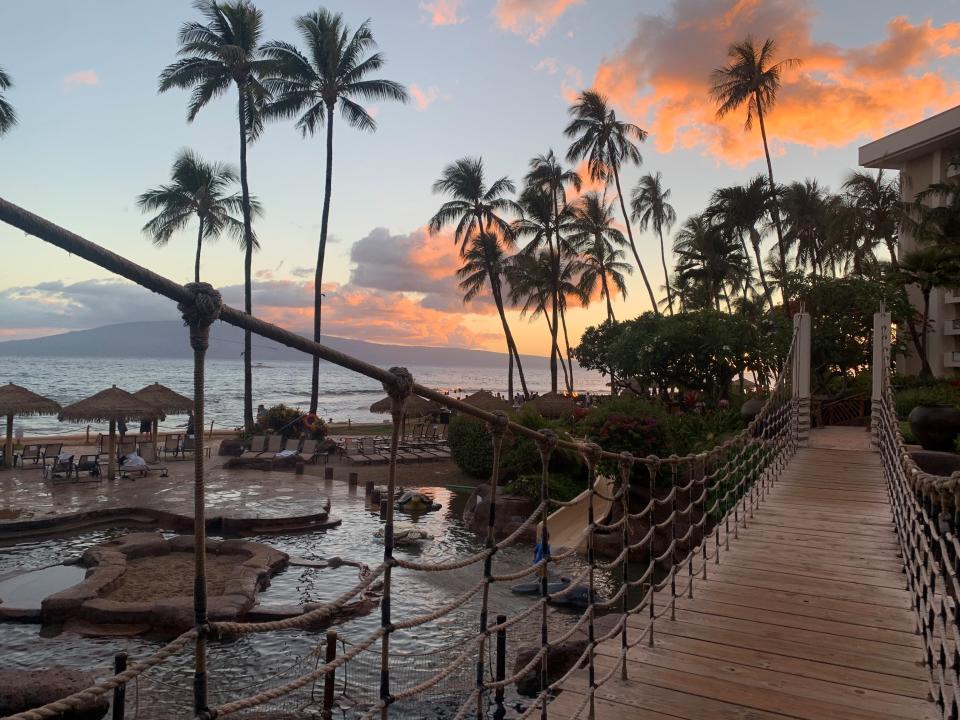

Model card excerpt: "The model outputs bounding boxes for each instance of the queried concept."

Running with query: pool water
[0,485,625,719]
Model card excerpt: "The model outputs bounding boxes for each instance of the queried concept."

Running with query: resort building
[860,104,960,377]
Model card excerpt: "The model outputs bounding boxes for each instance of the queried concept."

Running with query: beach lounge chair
[295,438,322,464]
[44,452,74,481]
[18,444,42,467]
[256,435,289,463]
[179,435,210,459]
[239,435,268,460]
[131,441,168,478]
[96,434,106,454]
[343,438,373,465]
[162,434,181,459]
[42,443,63,461]
[117,441,135,459]
[74,454,101,480]
[360,437,390,464]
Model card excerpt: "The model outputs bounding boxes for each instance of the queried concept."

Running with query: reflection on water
[0,486,631,718]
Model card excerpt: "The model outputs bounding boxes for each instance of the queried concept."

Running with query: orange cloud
[419,0,465,26]
[63,70,99,88]
[493,0,582,43]
[591,0,960,165]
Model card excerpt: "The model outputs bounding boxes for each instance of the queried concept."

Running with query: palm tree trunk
[491,278,528,398]
[750,231,775,311]
[238,90,254,432]
[754,97,790,316]
[545,316,571,391]
[559,304,574,392]
[508,347,514,402]
[194,217,204,284]
[613,165,658,313]
[309,102,336,415]
[600,261,615,322]
[658,228,674,314]
[886,237,899,271]
[920,288,933,379]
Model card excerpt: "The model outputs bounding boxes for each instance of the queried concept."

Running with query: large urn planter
[908,404,960,452]
[740,397,766,422]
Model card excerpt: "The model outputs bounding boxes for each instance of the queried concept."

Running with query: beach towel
[276,449,297,458]
[124,454,146,467]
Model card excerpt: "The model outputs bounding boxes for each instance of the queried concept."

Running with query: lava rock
[0,667,109,720]
[512,638,588,696]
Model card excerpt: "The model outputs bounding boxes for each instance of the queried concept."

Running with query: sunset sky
[1,0,959,355]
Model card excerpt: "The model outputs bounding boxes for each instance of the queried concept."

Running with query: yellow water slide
[540,474,617,552]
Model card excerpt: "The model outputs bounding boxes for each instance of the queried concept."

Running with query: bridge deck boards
[553,427,937,720]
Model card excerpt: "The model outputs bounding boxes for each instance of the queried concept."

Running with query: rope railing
[0,196,805,720]
[873,310,960,719]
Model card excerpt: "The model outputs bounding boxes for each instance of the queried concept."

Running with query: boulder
[0,667,109,720]
[218,436,246,457]
[463,485,538,542]
[513,637,588,697]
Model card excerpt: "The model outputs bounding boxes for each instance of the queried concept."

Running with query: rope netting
[0,198,806,720]
[874,312,960,720]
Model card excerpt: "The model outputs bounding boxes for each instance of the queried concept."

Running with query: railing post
[792,312,811,447]
[322,628,337,720]
[112,652,127,720]
[494,613,507,720]
[872,311,891,451]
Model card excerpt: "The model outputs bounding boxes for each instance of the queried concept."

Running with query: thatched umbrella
[524,391,576,419]
[133,383,193,444]
[463,390,511,413]
[0,383,61,469]
[370,394,439,435]
[59,385,164,479]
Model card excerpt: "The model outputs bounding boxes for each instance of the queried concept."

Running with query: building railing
[872,310,960,719]
[0,196,807,720]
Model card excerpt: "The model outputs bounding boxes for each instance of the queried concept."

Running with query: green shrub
[505,473,584,503]
[893,383,960,418]
[448,415,493,479]
[661,408,746,455]
[257,404,304,440]
[900,421,917,445]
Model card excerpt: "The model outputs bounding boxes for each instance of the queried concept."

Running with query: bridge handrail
[874,311,960,719]
[0,195,805,720]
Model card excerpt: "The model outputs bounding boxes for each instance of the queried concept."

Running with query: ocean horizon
[1,355,609,435]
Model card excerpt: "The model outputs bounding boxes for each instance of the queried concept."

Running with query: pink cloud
[420,0,465,26]
[493,0,583,43]
[533,57,559,74]
[409,83,441,110]
[590,1,960,166]
[63,70,99,88]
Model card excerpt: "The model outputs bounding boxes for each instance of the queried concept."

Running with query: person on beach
[140,418,151,435]
[118,419,127,442]
[185,411,195,438]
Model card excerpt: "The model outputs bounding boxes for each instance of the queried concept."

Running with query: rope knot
[537,429,558,457]
[178,282,222,352]
[488,411,509,437]
[384,367,414,418]
[618,452,634,482]
[582,442,603,467]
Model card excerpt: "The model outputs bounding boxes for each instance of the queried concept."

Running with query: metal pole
[322,628,337,720]
[112,652,127,720]
[494,614,507,720]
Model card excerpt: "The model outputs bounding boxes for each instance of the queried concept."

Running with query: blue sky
[1,0,959,352]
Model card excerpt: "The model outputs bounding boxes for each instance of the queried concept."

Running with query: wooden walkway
[553,427,936,720]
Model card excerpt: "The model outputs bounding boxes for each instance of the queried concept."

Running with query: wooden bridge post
[792,312,811,447]
[871,311,891,451]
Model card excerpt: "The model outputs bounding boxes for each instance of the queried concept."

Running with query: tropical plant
[262,10,408,414]
[780,179,831,275]
[710,36,800,310]
[430,157,528,398]
[0,65,16,136]
[570,192,632,323]
[564,90,658,312]
[137,149,257,283]
[897,246,960,379]
[673,214,750,311]
[631,172,677,313]
[842,169,901,270]
[159,0,271,431]
[707,176,771,308]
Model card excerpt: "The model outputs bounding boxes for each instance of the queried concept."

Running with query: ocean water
[0,356,608,435]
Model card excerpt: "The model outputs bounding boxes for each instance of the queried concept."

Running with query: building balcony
[946,351,960,369]
[946,289,960,304]
[945,319,960,336]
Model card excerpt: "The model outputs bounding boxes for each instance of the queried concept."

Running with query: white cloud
[63,70,99,88]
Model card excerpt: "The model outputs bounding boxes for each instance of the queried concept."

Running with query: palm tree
[673,214,750,311]
[0,66,16,136]
[898,246,960,379]
[138,149,259,283]
[505,250,585,392]
[159,0,271,431]
[564,90,659,312]
[842,170,901,269]
[780,179,831,275]
[430,158,528,399]
[708,176,772,309]
[631,172,676,314]
[262,10,408,414]
[710,36,800,310]
[571,192,632,322]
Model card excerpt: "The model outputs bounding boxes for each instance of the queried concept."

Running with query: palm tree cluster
[147,0,406,428]
[668,169,902,313]
[429,91,661,398]
[0,65,16,136]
